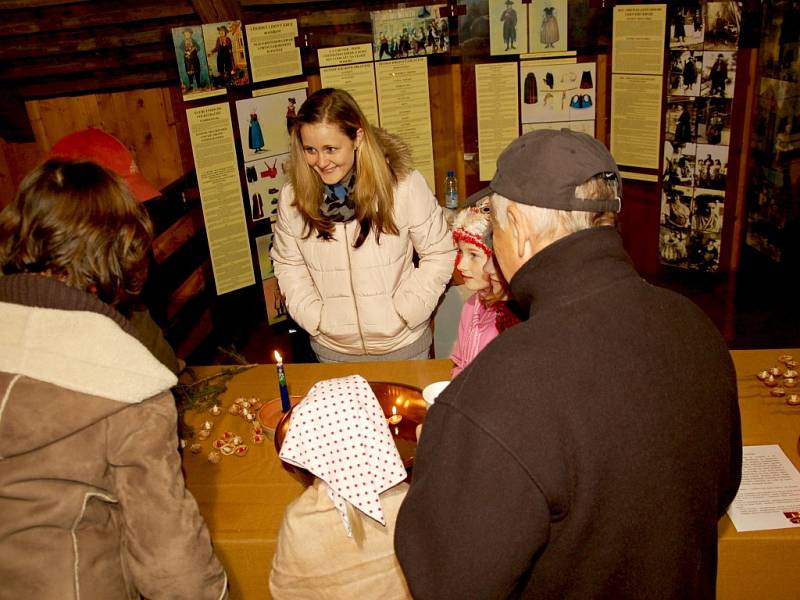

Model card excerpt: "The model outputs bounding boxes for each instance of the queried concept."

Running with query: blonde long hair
[288,88,402,247]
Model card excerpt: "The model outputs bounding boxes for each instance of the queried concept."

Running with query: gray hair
[491,174,619,238]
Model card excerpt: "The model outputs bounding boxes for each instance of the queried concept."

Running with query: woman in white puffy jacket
[270,88,455,362]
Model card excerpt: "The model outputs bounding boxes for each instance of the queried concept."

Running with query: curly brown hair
[0,158,153,306]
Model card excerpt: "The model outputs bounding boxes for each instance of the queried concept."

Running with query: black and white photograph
[669,3,705,48]
[669,49,703,97]
[661,186,694,230]
[663,141,697,188]
[665,98,697,146]
[659,225,690,267]
[695,143,729,191]
[701,51,737,98]
[687,231,722,271]
[694,96,733,145]
[691,190,725,233]
[703,1,741,52]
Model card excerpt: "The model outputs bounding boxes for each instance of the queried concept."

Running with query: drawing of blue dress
[249,112,265,153]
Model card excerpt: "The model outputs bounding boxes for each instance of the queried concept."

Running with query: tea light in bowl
[764,375,778,387]
[786,394,800,406]
[756,370,769,381]
[209,404,222,416]
[784,369,798,379]
[768,367,782,377]
[387,405,403,425]
[201,420,214,431]
[771,387,786,397]
[783,378,797,388]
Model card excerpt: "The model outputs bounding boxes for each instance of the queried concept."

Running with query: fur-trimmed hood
[0,274,176,458]
[375,127,414,183]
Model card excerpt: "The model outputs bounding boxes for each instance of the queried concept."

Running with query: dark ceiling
[0,0,395,141]
[0,0,251,141]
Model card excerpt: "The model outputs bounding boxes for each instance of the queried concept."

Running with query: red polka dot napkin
[279,375,407,536]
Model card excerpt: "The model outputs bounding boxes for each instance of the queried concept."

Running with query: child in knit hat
[450,198,519,377]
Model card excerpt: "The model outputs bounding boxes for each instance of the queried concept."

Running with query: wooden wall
[0,87,191,205]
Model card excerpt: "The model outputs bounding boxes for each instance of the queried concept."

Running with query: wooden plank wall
[25,87,189,190]
[0,87,190,207]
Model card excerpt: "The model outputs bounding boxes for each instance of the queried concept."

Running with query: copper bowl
[273,381,429,485]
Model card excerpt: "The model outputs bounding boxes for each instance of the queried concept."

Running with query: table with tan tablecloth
[182,360,452,600]
[182,351,800,600]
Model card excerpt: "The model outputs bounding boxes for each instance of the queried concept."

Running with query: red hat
[47,128,161,203]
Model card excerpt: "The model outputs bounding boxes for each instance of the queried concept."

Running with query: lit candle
[274,350,291,412]
[387,405,402,425]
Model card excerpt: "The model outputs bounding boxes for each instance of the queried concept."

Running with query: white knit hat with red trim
[452,197,492,256]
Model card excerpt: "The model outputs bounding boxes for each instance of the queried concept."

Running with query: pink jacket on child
[451,294,501,377]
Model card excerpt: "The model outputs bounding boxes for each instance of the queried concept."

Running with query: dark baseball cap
[466,129,622,213]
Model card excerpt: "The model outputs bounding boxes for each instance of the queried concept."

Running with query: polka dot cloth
[279,375,407,536]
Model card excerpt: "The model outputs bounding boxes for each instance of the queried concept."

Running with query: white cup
[422,380,449,405]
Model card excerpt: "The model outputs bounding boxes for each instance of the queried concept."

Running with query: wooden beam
[0,26,169,60]
[12,65,176,99]
[241,0,339,5]
[0,1,195,36]
[0,47,167,80]
[188,0,241,23]
[0,0,91,8]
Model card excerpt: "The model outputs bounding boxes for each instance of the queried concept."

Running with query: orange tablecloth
[182,351,800,600]
[182,360,452,600]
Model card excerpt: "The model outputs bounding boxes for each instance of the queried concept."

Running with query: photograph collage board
[660,1,741,272]
[520,61,596,136]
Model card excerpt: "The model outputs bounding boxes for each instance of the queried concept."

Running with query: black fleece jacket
[396,227,742,600]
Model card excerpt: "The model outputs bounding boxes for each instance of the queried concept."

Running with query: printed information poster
[610,73,663,169]
[246,20,302,83]
[319,44,379,126]
[186,104,255,295]
[612,4,667,75]
[475,62,519,181]
[727,445,800,532]
[375,57,435,188]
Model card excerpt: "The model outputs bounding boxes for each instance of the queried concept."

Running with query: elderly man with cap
[395,129,742,599]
